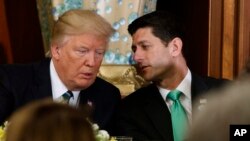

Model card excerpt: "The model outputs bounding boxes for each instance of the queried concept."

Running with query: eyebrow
[133,40,150,46]
[78,46,105,51]
[95,49,105,52]
[78,46,88,49]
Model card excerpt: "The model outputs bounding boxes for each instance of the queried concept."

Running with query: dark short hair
[128,11,184,46]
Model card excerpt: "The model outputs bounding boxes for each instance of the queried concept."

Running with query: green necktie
[61,90,73,104]
[167,90,188,141]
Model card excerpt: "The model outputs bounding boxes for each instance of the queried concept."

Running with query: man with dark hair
[115,11,227,141]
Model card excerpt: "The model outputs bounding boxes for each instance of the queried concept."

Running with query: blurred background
[0,0,249,80]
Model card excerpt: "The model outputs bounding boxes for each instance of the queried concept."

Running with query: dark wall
[0,43,7,64]
[156,0,209,76]
[4,0,45,63]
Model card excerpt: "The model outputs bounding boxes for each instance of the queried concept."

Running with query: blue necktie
[167,90,188,141]
[61,90,73,104]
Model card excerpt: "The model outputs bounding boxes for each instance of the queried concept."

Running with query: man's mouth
[79,73,94,79]
[140,65,150,72]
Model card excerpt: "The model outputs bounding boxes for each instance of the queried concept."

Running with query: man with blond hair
[0,9,121,134]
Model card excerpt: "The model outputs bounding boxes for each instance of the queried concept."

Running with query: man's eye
[96,51,104,55]
[131,45,136,53]
[141,45,149,50]
[77,50,88,54]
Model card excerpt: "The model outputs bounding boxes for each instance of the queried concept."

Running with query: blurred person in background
[186,79,250,141]
[6,99,96,141]
[186,58,250,141]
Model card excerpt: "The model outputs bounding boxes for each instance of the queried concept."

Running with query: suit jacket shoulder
[122,84,160,106]
[191,73,229,99]
[0,59,52,124]
[0,59,51,90]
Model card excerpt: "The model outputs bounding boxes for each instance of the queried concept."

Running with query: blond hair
[6,99,95,141]
[51,9,115,45]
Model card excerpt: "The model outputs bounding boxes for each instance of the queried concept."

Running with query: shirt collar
[158,69,192,100]
[50,60,68,99]
[177,69,192,99]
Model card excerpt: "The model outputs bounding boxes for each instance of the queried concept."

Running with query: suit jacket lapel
[191,73,209,112]
[143,85,174,141]
[78,77,101,105]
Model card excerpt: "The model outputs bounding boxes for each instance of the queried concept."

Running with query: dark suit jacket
[0,59,121,134]
[115,74,228,141]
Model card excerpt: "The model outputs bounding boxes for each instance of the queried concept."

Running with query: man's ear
[51,44,60,60]
[170,37,182,57]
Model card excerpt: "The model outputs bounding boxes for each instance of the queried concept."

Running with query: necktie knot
[62,90,73,104]
[167,89,182,101]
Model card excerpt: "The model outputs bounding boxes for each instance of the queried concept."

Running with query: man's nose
[85,52,95,67]
[133,49,144,63]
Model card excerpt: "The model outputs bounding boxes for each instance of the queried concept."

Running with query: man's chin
[141,74,153,81]
[76,80,95,90]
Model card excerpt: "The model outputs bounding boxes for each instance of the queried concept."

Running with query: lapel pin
[198,98,207,111]
[87,100,93,107]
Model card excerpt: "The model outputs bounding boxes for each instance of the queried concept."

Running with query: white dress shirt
[158,69,192,122]
[50,60,80,107]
